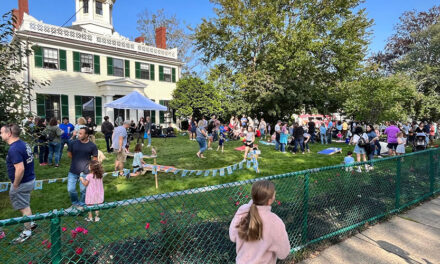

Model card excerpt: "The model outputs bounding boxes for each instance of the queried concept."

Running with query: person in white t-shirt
[350,126,369,172]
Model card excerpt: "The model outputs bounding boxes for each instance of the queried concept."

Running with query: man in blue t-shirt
[59,117,75,159]
[1,124,37,243]
[67,127,98,208]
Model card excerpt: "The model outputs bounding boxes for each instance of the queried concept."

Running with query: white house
[12,0,183,126]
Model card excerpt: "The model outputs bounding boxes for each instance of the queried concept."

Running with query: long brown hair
[236,180,275,241]
[89,160,104,179]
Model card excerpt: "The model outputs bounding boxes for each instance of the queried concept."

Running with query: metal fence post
[50,216,62,264]
[429,150,435,194]
[395,158,401,210]
[302,173,310,244]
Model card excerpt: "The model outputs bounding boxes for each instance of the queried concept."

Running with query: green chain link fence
[1,148,439,263]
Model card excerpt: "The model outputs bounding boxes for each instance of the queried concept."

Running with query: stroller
[413,133,427,152]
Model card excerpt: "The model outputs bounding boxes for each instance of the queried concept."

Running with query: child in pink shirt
[80,160,104,222]
[229,180,290,264]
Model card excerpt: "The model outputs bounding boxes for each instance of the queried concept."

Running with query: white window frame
[80,53,93,73]
[43,48,59,69]
[96,1,103,15]
[140,63,150,80]
[83,0,89,13]
[113,58,124,77]
[163,66,172,82]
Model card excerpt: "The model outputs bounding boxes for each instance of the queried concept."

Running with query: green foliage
[371,5,440,121]
[339,72,417,123]
[195,0,372,119]
[169,74,224,119]
[397,23,440,120]
[0,12,48,180]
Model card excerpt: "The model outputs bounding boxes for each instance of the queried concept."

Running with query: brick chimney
[12,0,29,29]
[155,27,166,49]
[135,36,145,43]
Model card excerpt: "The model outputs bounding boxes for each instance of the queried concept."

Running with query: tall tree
[195,0,372,119]
[169,75,224,119]
[0,12,48,180]
[137,9,195,72]
[397,23,440,120]
[339,72,417,124]
[371,5,440,73]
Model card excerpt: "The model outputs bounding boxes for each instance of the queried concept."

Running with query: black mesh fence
[1,148,439,263]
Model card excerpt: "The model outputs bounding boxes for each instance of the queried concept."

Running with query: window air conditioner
[81,67,93,73]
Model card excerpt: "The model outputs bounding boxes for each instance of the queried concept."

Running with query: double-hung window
[83,0,89,13]
[113,59,124,77]
[43,48,58,69]
[140,63,150,79]
[96,1,103,15]
[80,53,93,73]
[163,67,172,82]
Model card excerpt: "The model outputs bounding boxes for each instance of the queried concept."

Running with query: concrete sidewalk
[300,197,440,264]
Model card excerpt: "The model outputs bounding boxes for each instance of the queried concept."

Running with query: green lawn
[1,134,356,220]
[0,134,436,264]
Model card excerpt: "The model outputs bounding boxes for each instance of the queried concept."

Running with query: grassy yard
[1,134,358,220]
[0,134,436,264]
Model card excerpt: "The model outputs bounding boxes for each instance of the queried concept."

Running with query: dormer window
[96,1,103,15]
[83,0,88,13]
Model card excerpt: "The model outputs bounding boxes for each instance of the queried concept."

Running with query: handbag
[144,132,148,139]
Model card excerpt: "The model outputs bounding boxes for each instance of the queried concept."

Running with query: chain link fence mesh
[1,148,439,263]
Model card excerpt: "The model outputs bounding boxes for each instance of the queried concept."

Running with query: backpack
[46,127,57,142]
[357,134,368,147]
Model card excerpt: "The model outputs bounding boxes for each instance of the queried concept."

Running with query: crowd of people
[186,115,439,172]
[2,113,438,251]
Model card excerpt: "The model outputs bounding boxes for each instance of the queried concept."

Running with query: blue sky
[1,0,438,55]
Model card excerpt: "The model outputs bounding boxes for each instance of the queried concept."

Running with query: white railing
[20,20,178,60]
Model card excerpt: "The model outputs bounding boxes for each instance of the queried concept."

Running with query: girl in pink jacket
[229,180,291,264]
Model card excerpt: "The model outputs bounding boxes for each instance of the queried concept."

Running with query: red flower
[93,251,98,256]
[238,192,242,196]
[82,229,88,235]
[28,262,32,264]
[46,242,52,249]
[71,230,77,239]
[160,212,164,216]
[277,200,281,205]
[41,239,48,245]
[68,240,73,244]
[75,248,83,255]
[160,220,167,225]
[75,227,84,233]
[61,227,67,232]
[245,195,249,198]
[145,223,150,229]
[235,201,240,206]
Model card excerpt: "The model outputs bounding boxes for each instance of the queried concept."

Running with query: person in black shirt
[308,121,316,143]
[136,117,146,144]
[86,117,97,142]
[293,123,305,154]
[101,116,114,153]
[35,118,49,165]
[67,127,98,208]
